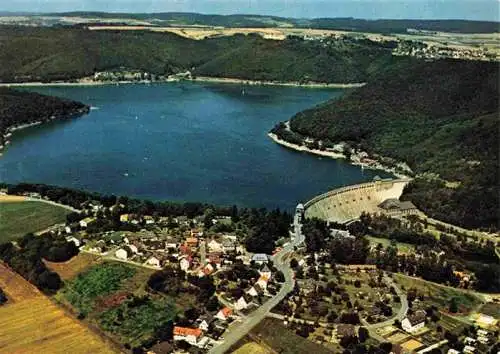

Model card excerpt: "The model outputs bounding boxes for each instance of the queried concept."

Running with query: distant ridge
[32,12,500,33]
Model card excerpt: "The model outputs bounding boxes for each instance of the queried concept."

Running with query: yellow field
[44,252,102,281]
[0,194,26,202]
[232,342,273,354]
[401,339,424,351]
[0,263,119,353]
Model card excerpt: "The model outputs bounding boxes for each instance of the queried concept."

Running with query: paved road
[209,213,304,354]
[360,274,408,342]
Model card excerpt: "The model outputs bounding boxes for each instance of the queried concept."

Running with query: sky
[1,0,499,21]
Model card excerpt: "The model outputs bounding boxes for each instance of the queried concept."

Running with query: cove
[0,82,391,210]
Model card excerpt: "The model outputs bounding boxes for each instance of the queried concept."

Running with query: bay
[0,82,391,210]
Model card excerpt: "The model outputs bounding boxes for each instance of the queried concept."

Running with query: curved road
[209,214,304,354]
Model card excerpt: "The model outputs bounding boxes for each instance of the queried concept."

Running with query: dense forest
[0,88,88,145]
[0,26,395,84]
[49,12,500,33]
[285,59,499,230]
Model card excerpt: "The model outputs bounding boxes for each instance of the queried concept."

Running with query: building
[65,236,81,247]
[234,296,249,310]
[173,326,203,345]
[208,239,223,253]
[222,239,236,253]
[180,257,191,271]
[402,310,426,333]
[252,253,269,264]
[119,214,130,223]
[79,217,96,228]
[331,229,354,240]
[378,198,417,216]
[146,256,161,268]
[115,248,128,260]
[259,264,272,278]
[215,307,233,321]
[186,237,198,248]
[256,274,270,290]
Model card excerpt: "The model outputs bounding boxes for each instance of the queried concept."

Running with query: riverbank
[0,76,366,89]
[268,132,410,178]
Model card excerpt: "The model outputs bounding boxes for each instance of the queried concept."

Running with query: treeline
[287,59,499,230]
[0,88,88,145]
[50,12,500,34]
[0,233,79,293]
[0,26,395,84]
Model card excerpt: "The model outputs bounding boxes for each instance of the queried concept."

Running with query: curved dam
[303,178,414,224]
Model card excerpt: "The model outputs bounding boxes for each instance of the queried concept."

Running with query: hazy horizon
[1,0,499,22]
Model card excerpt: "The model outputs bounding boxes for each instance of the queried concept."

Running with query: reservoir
[0,82,390,210]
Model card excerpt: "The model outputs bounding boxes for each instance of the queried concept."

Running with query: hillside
[0,88,88,145]
[48,12,500,33]
[283,59,499,229]
[0,26,394,83]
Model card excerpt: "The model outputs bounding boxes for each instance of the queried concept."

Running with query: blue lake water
[0,82,391,210]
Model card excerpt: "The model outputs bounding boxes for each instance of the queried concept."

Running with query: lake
[0,82,391,210]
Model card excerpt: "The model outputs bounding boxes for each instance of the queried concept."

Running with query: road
[209,212,304,353]
[26,197,81,213]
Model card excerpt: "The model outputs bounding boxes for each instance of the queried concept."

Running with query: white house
[180,257,190,271]
[246,286,259,297]
[146,256,161,268]
[65,226,72,234]
[65,236,81,247]
[207,239,223,253]
[198,320,210,332]
[215,307,233,321]
[252,253,269,264]
[115,248,128,260]
[129,244,139,254]
[402,310,426,333]
[173,327,203,346]
[79,217,96,228]
[234,296,249,311]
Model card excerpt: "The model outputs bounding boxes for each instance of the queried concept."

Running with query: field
[477,302,500,318]
[365,235,415,254]
[393,274,483,313]
[244,318,333,354]
[44,252,103,281]
[0,262,117,353]
[0,200,70,242]
[232,342,273,354]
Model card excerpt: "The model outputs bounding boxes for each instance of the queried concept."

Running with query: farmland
[0,200,70,242]
[0,262,117,353]
[45,252,102,281]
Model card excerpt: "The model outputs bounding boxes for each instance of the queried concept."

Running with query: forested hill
[0,88,89,145]
[287,59,499,230]
[0,26,395,84]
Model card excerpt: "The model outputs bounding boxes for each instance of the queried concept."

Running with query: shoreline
[267,132,410,178]
[0,77,366,89]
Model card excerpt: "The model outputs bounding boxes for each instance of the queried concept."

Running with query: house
[447,350,460,354]
[246,284,264,297]
[335,324,357,339]
[180,257,191,271]
[79,217,96,228]
[203,264,214,275]
[402,310,426,333]
[165,242,178,250]
[146,256,161,268]
[222,239,236,253]
[234,296,249,310]
[65,226,72,234]
[463,346,475,354]
[144,216,155,224]
[256,274,270,290]
[186,237,198,248]
[215,307,233,321]
[66,236,81,247]
[331,229,355,240]
[197,314,214,331]
[128,244,139,254]
[252,253,269,264]
[115,248,128,260]
[173,326,203,345]
[120,214,130,223]
[208,252,222,266]
[259,264,272,278]
[208,239,223,253]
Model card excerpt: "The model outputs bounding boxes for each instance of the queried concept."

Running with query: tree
[290,258,299,269]
[449,297,459,313]
[358,327,369,343]
[205,296,220,312]
[275,270,285,283]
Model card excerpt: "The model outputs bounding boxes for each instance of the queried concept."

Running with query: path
[26,197,81,213]
[209,213,304,353]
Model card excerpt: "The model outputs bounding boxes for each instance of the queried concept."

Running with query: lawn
[0,201,70,242]
[393,274,483,313]
[478,302,500,318]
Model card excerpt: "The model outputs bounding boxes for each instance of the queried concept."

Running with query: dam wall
[304,178,412,224]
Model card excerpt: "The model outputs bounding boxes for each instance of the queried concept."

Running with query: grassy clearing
[62,262,137,316]
[233,342,273,354]
[365,235,415,253]
[0,201,69,242]
[250,318,332,354]
[44,252,103,281]
[394,274,483,313]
